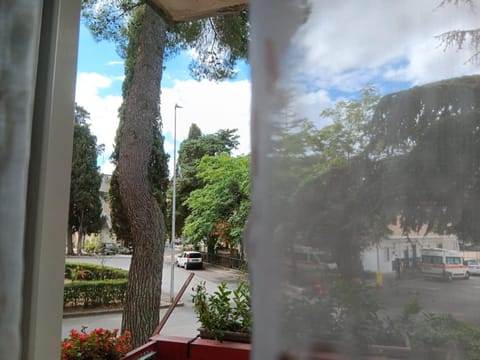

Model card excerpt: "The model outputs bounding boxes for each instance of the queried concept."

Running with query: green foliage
[173,126,240,237]
[108,5,169,247]
[70,267,91,282]
[81,0,140,58]
[84,241,98,254]
[406,313,480,359]
[64,279,128,308]
[285,277,480,358]
[182,154,250,252]
[283,277,388,353]
[64,263,128,308]
[275,87,386,277]
[69,105,103,239]
[81,2,248,81]
[286,77,480,278]
[370,75,480,242]
[81,0,248,346]
[193,281,251,341]
[316,85,381,173]
[65,262,128,281]
[108,172,132,246]
[185,12,249,80]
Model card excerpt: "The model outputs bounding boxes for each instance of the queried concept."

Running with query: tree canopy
[277,87,386,277]
[68,104,103,255]
[173,126,240,237]
[285,76,480,277]
[81,1,249,80]
[370,75,480,242]
[183,153,250,254]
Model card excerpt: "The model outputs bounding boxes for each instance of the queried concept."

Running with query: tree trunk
[66,226,74,256]
[77,211,84,255]
[118,5,167,348]
[334,236,363,279]
[207,241,215,254]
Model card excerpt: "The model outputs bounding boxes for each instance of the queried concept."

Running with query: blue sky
[75,2,479,174]
[75,23,252,174]
[284,1,479,129]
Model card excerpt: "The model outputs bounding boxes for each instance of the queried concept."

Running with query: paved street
[63,252,480,340]
[62,250,247,339]
[376,275,480,324]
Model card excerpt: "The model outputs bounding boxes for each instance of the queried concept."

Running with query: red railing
[122,335,250,360]
[122,340,158,360]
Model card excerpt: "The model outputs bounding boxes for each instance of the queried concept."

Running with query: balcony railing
[122,335,251,360]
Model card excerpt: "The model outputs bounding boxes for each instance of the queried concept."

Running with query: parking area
[376,274,480,324]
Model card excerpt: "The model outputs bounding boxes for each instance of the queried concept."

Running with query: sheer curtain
[249,1,480,359]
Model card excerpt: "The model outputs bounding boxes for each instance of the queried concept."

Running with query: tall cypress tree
[68,104,103,256]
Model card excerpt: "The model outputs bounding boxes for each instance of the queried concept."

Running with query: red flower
[61,328,132,360]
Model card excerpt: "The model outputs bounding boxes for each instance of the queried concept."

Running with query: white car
[466,260,480,275]
[176,251,203,270]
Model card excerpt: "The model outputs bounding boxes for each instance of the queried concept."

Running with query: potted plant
[193,281,252,342]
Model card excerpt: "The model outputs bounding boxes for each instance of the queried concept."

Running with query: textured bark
[118,5,167,347]
[66,227,74,255]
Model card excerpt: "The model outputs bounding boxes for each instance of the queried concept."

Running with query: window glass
[446,257,462,265]
[249,1,480,358]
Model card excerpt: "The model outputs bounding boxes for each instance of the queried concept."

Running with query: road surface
[62,250,246,339]
[376,274,480,324]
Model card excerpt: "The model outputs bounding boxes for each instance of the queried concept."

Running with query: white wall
[362,235,460,273]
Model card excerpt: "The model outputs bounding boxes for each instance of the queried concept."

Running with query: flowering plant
[61,327,132,360]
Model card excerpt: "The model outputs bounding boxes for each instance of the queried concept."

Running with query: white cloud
[161,79,251,174]
[291,89,336,127]
[75,72,251,176]
[75,72,122,174]
[291,1,480,92]
[107,60,123,66]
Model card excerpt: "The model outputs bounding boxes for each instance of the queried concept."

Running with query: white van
[421,248,469,281]
[290,245,337,271]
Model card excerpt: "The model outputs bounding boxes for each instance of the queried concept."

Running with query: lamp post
[170,103,182,302]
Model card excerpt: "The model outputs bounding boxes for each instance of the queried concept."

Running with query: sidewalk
[63,294,183,318]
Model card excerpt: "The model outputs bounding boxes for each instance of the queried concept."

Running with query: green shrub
[65,262,128,281]
[83,241,98,254]
[283,278,480,359]
[64,279,127,308]
[64,262,128,308]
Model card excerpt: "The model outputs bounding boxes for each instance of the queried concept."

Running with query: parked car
[118,244,133,254]
[99,242,118,255]
[176,251,203,270]
[466,260,480,275]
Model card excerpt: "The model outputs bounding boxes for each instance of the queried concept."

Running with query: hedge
[64,279,127,308]
[64,262,128,308]
[65,262,128,281]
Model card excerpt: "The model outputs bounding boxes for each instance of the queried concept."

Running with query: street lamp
[170,103,182,302]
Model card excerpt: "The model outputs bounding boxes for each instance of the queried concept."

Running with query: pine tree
[82,1,248,346]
